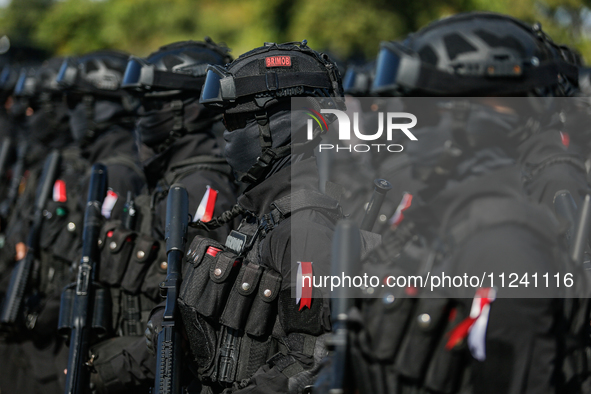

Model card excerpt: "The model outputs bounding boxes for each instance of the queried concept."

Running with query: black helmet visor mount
[122,56,208,93]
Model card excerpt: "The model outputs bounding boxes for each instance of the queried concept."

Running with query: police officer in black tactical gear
[143,40,364,394]
[57,50,145,221]
[80,39,239,394]
[338,61,423,234]
[321,12,591,394]
[372,12,588,210]
[0,57,78,394]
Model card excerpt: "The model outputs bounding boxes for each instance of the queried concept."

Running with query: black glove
[145,305,164,356]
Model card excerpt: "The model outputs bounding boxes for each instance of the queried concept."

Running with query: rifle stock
[155,184,189,394]
[0,149,61,330]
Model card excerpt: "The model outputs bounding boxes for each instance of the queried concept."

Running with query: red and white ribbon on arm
[446,287,496,361]
[296,261,313,311]
[53,179,67,202]
[194,185,218,223]
[389,192,413,228]
[101,190,118,219]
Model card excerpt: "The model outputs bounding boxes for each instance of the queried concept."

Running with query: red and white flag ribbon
[446,287,496,361]
[101,190,118,219]
[53,179,67,202]
[194,185,218,223]
[390,192,413,228]
[296,261,313,311]
[560,131,570,148]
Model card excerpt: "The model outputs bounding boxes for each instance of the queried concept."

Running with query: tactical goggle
[122,56,207,93]
[14,69,35,97]
[372,41,578,96]
[0,66,12,90]
[342,67,372,95]
[56,58,80,89]
[200,63,335,107]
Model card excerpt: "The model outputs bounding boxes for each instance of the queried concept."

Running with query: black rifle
[328,219,361,394]
[0,149,61,330]
[155,184,189,394]
[571,194,591,265]
[554,190,578,246]
[360,178,392,232]
[0,136,13,186]
[0,140,28,220]
[553,190,591,265]
[61,164,108,394]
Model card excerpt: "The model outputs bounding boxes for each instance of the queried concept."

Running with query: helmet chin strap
[82,94,97,147]
[240,111,287,184]
[239,109,324,184]
[155,98,220,153]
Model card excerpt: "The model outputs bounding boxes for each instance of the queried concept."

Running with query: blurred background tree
[1,0,591,63]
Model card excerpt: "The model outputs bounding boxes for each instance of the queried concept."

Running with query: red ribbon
[446,288,494,350]
[201,187,218,223]
[560,131,570,148]
[299,261,313,311]
[53,179,67,202]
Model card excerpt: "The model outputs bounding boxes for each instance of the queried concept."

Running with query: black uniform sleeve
[452,224,559,393]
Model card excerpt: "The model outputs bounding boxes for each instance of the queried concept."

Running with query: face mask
[223,110,294,182]
[68,102,89,142]
[463,104,521,149]
[136,106,174,147]
[135,99,202,148]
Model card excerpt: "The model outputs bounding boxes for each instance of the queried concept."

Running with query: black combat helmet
[372,12,578,97]
[122,38,232,151]
[199,40,345,183]
[56,50,137,145]
[15,58,73,147]
[122,37,232,96]
[14,57,64,99]
[57,50,131,99]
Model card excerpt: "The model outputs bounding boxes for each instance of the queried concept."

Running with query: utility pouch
[140,240,168,301]
[362,295,416,361]
[394,298,450,380]
[120,234,159,294]
[423,302,469,394]
[180,235,241,318]
[98,221,136,286]
[245,268,282,337]
[220,262,263,330]
[39,200,68,250]
[52,209,83,263]
[57,282,112,339]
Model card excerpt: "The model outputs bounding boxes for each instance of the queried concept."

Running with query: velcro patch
[266,56,292,67]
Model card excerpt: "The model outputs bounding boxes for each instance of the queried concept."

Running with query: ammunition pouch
[98,220,136,286]
[95,219,166,336]
[58,282,112,339]
[179,235,282,384]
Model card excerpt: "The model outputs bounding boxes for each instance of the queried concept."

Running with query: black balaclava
[135,97,205,149]
[223,109,311,183]
[69,99,126,143]
[27,100,72,148]
[407,109,518,201]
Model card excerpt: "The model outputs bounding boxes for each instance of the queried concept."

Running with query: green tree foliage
[1,0,591,63]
